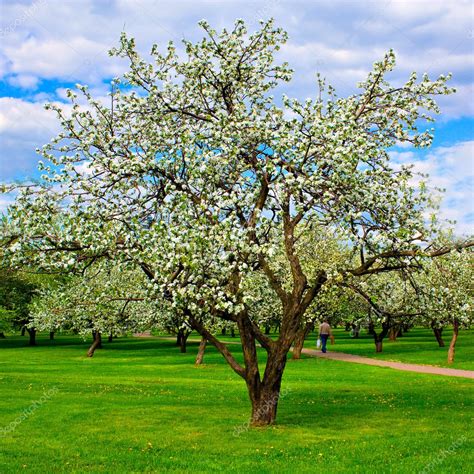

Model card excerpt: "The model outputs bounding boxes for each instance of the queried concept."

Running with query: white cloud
[0,97,59,137]
[0,194,16,215]
[0,98,65,180]
[391,141,474,236]
[0,0,471,115]
[7,73,40,89]
[4,36,124,84]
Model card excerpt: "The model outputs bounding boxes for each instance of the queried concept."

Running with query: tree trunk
[230,327,236,338]
[179,331,189,353]
[176,331,182,347]
[389,324,400,341]
[0,332,5,338]
[447,320,459,364]
[87,332,102,357]
[195,337,207,365]
[292,329,305,360]
[108,333,113,342]
[221,327,227,336]
[49,331,55,340]
[250,386,281,426]
[431,323,445,347]
[248,348,287,426]
[373,322,390,353]
[27,328,36,346]
[292,322,313,360]
[21,326,26,336]
[264,325,271,335]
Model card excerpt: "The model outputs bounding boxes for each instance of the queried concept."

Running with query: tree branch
[188,313,246,379]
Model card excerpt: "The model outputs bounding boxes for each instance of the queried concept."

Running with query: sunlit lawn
[211,326,474,370]
[0,334,472,473]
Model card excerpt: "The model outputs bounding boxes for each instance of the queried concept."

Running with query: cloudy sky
[0,0,473,234]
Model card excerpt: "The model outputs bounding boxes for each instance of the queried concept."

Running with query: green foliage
[0,268,61,334]
[0,270,38,332]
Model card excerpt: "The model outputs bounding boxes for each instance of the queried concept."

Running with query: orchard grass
[302,327,474,371]
[0,334,472,473]
[207,327,474,370]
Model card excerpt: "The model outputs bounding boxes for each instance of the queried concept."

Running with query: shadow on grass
[0,334,246,367]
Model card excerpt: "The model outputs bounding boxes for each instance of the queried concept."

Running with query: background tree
[344,271,422,352]
[0,269,52,345]
[413,249,473,363]
[30,262,156,356]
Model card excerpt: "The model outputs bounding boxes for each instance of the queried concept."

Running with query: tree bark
[230,327,236,338]
[292,321,314,359]
[447,320,459,364]
[195,336,207,365]
[250,385,281,425]
[108,333,113,342]
[49,331,55,340]
[373,321,390,353]
[0,332,5,338]
[187,276,321,427]
[431,323,445,347]
[21,326,26,336]
[249,347,287,426]
[27,328,36,346]
[388,326,398,341]
[179,329,189,353]
[87,332,102,357]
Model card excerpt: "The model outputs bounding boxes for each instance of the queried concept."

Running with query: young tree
[344,271,421,352]
[2,20,467,425]
[414,249,473,363]
[0,269,45,345]
[30,262,156,356]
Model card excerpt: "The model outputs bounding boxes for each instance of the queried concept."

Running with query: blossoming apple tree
[2,19,468,425]
[30,261,156,355]
[412,248,473,363]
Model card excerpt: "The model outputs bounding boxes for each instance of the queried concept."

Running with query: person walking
[318,319,332,353]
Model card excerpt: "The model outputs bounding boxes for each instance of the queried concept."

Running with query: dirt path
[135,335,474,379]
[301,348,474,379]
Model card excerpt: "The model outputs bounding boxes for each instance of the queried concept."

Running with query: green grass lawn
[302,327,474,371]
[202,326,474,370]
[0,334,473,473]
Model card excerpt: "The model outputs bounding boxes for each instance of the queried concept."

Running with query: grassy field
[210,326,474,370]
[0,334,473,473]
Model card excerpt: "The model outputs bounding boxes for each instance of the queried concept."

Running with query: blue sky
[0,0,472,234]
